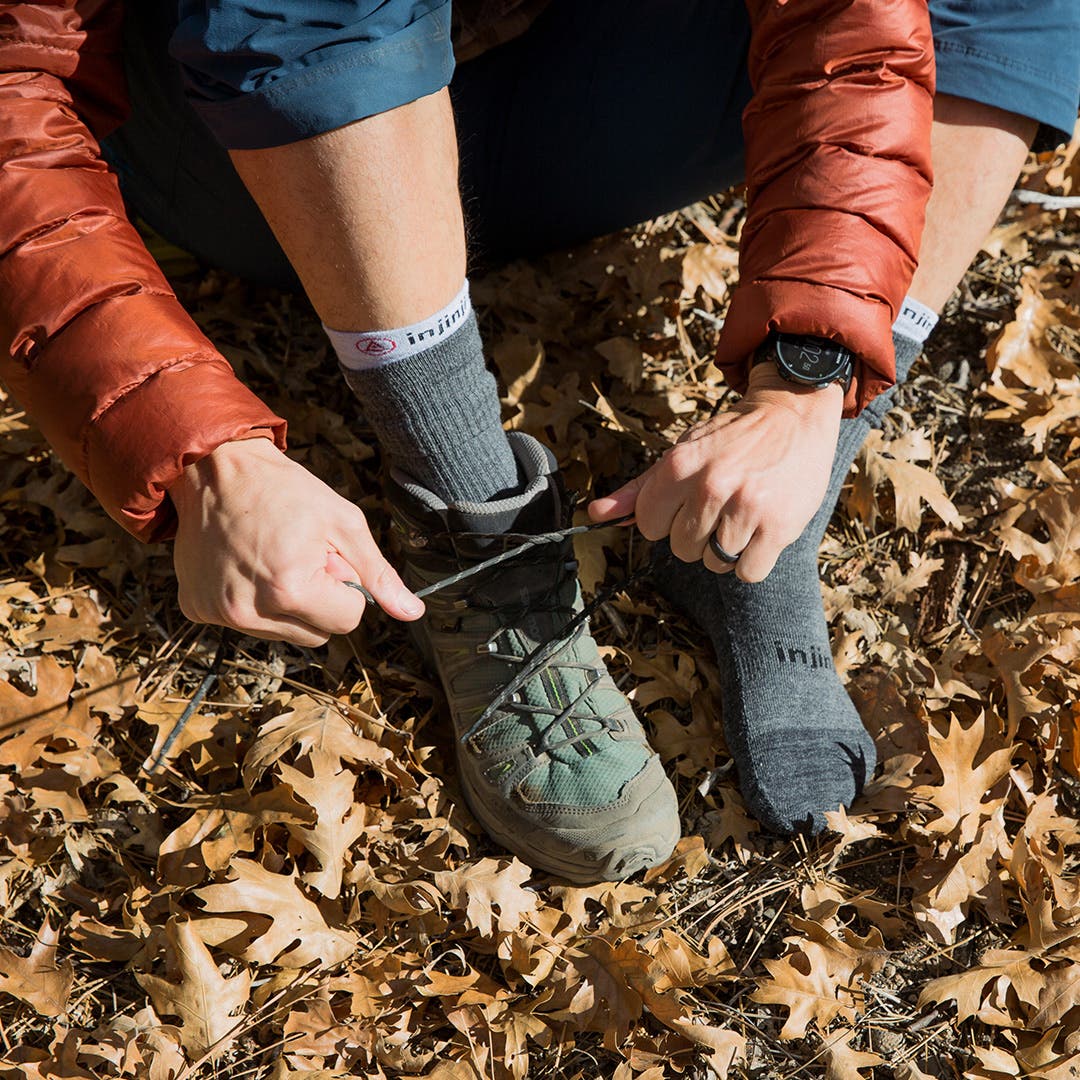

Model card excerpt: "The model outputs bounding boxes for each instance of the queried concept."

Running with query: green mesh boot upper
[386,432,680,883]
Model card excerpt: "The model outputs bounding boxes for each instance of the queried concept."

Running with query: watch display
[754,333,855,391]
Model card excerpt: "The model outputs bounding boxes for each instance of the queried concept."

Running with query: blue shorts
[172,0,1079,152]
[931,0,1080,151]
[105,1,1079,283]
[170,1,455,150]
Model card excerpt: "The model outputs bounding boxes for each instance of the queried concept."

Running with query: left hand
[588,364,845,582]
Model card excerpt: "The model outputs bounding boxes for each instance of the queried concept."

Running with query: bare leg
[909,94,1038,314]
[228,88,465,331]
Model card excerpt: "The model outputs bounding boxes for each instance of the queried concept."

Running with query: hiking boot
[386,432,680,883]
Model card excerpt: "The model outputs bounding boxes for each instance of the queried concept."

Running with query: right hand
[168,438,424,647]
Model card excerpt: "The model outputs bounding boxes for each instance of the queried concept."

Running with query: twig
[1011,188,1080,210]
[142,630,233,774]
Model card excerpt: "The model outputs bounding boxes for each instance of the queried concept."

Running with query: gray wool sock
[334,307,520,504]
[653,328,926,835]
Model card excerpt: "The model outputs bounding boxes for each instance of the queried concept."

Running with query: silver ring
[709,534,742,564]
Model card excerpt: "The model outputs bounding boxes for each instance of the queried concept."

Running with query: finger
[234,617,331,649]
[668,503,715,563]
[732,529,785,584]
[588,472,647,522]
[712,509,756,567]
[214,605,331,648]
[701,543,738,575]
[334,522,424,622]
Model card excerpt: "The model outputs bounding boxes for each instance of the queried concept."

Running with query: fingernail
[400,591,424,616]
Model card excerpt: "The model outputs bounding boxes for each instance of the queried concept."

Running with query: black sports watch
[752,332,854,393]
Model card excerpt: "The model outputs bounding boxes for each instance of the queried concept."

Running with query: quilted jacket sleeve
[714,0,935,417]
[0,1,287,542]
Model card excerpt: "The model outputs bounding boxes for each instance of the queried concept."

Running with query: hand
[588,364,844,582]
[169,438,423,646]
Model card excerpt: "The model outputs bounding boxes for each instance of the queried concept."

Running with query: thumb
[588,472,647,523]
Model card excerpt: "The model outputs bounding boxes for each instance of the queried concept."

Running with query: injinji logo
[356,337,397,357]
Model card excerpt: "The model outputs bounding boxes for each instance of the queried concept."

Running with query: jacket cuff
[87,360,287,542]
[714,281,898,418]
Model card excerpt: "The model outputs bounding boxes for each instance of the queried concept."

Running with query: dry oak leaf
[548,935,647,1047]
[627,647,700,709]
[646,929,737,993]
[910,711,1014,844]
[750,918,886,1041]
[0,655,96,771]
[649,695,721,777]
[0,921,74,1017]
[136,916,251,1060]
[636,979,746,1079]
[916,944,1052,1026]
[277,748,372,899]
[158,785,316,880]
[984,379,1080,455]
[596,337,645,392]
[986,268,1080,393]
[910,809,1010,945]
[997,482,1080,593]
[26,593,109,653]
[194,858,356,968]
[983,616,1080,738]
[849,428,963,533]
[493,334,544,407]
[242,695,401,785]
[822,805,885,863]
[681,242,740,303]
[1012,1029,1080,1080]
[822,1027,883,1080]
[505,370,585,444]
[434,857,538,937]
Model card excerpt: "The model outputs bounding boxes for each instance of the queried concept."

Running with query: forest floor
[1,133,1079,1080]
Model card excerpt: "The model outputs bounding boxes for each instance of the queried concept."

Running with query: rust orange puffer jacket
[0,1,933,542]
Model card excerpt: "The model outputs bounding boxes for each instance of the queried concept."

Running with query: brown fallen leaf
[751,918,886,1041]
[596,337,645,392]
[822,1027,882,1080]
[986,268,1079,392]
[0,655,97,772]
[435,857,538,937]
[493,335,545,407]
[910,712,1014,844]
[997,482,1080,594]
[849,428,963,533]
[137,916,251,1060]
[278,748,372,899]
[242,696,399,785]
[194,859,357,968]
[681,242,739,303]
[627,648,700,709]
[158,785,316,883]
[0,921,74,1017]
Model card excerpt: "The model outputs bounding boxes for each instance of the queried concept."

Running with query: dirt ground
[1,134,1079,1079]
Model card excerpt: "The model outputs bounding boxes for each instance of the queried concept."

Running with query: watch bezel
[762,333,854,390]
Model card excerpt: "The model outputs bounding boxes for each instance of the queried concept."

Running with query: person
[1,2,1076,882]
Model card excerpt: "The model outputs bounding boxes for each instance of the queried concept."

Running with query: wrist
[168,436,279,513]
[743,363,845,422]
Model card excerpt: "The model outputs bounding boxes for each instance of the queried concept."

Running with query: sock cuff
[324,279,472,369]
[892,296,939,345]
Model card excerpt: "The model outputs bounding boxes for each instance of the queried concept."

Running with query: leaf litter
[1,134,1080,1079]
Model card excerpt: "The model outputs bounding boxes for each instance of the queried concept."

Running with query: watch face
[774,335,853,385]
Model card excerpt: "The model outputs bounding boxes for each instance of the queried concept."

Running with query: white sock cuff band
[325,280,473,370]
[892,296,939,344]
